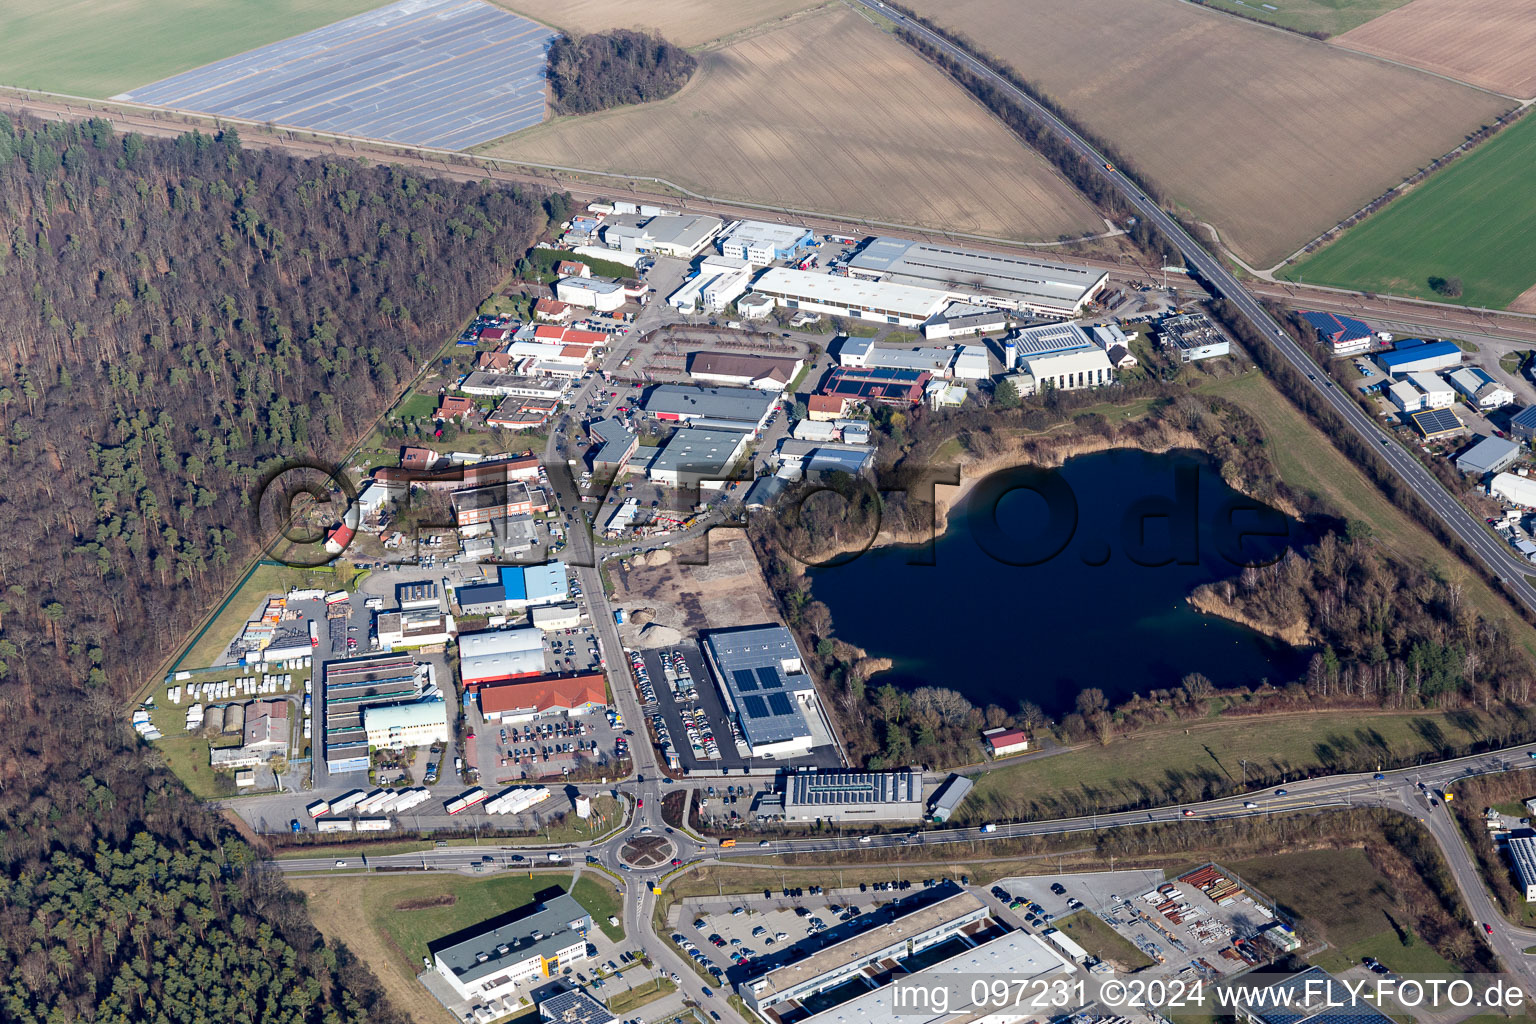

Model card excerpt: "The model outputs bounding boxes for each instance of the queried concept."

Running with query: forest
[546,30,699,115]
[0,113,548,1021]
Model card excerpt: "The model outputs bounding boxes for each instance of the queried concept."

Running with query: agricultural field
[484,6,1105,241]
[1281,110,1536,310]
[498,0,824,47]
[0,0,389,98]
[1333,0,1536,100]
[902,0,1513,267]
[1199,0,1411,38]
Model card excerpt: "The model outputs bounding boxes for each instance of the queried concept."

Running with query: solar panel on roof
[756,667,782,690]
[743,695,769,719]
[733,669,759,692]
[1411,408,1462,433]
[767,692,795,717]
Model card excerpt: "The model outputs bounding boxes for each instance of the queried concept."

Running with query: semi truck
[309,620,319,648]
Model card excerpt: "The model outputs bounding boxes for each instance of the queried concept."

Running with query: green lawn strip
[573,874,626,941]
[371,873,568,974]
[1198,0,1411,36]
[1310,932,1460,975]
[966,709,1505,820]
[605,976,675,1015]
[1053,910,1155,969]
[1283,112,1536,309]
[0,0,393,97]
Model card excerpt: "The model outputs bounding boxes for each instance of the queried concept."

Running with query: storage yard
[485,6,1106,241]
[1333,0,1536,100]
[903,0,1514,267]
[121,0,557,149]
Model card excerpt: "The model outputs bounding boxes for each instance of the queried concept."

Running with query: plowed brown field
[482,7,1105,241]
[903,0,1513,267]
[1333,0,1536,100]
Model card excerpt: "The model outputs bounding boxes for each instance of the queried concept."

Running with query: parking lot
[990,866,1277,979]
[468,707,626,787]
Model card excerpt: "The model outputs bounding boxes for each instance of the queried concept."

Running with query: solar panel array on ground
[119,0,557,150]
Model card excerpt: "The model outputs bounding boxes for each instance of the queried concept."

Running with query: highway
[856,0,1536,616]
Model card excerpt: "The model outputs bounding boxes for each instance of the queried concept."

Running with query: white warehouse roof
[847,237,1107,315]
[752,267,950,321]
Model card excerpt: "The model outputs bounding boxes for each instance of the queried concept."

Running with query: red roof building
[981,726,1030,757]
[324,522,355,554]
[401,446,435,469]
[434,396,475,421]
[555,260,590,279]
[478,672,608,721]
[478,325,510,341]
[534,298,572,322]
[476,351,514,371]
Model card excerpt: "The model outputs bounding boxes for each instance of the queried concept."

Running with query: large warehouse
[430,888,592,1003]
[648,428,749,489]
[600,212,723,258]
[644,385,779,433]
[362,698,449,749]
[459,627,546,688]
[322,653,436,774]
[750,268,951,327]
[1376,340,1462,376]
[478,673,607,723]
[704,625,819,758]
[783,769,925,823]
[666,254,754,313]
[846,238,1107,318]
[1022,348,1115,392]
[718,219,817,265]
[742,882,988,1015]
[499,562,570,609]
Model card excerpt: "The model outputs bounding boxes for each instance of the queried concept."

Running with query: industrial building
[1509,833,1536,901]
[530,603,582,631]
[1409,407,1466,440]
[477,673,607,723]
[322,654,437,774]
[430,888,592,1004]
[1021,347,1115,392]
[458,582,512,616]
[775,439,875,477]
[554,276,635,313]
[703,625,818,758]
[791,931,1072,1024]
[750,267,950,327]
[460,627,546,688]
[500,563,570,609]
[929,773,972,822]
[742,882,988,1015]
[837,337,955,375]
[1301,311,1376,356]
[644,384,779,432]
[1388,379,1427,414]
[1490,472,1536,507]
[1405,371,1454,408]
[363,698,449,749]
[1006,322,1095,365]
[1234,967,1394,1024]
[538,988,615,1024]
[1446,367,1515,409]
[375,610,455,649]
[846,238,1107,318]
[459,372,568,400]
[452,481,549,526]
[648,428,748,489]
[1377,340,1462,376]
[1510,406,1536,441]
[397,582,440,610]
[718,220,817,265]
[1158,312,1230,362]
[817,367,931,413]
[783,769,925,823]
[599,212,723,258]
[950,345,991,381]
[1456,436,1521,477]
[920,301,1009,340]
[666,254,754,312]
[588,418,638,472]
[688,352,803,391]
[737,292,775,319]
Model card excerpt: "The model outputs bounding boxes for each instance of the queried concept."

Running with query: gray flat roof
[644,384,777,427]
[721,220,815,250]
[430,890,590,987]
[848,238,1105,310]
[121,0,556,150]
[706,625,813,747]
[1010,322,1095,356]
[786,770,923,809]
[650,428,746,479]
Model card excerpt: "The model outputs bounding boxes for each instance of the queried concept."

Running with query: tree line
[547,30,698,116]
[0,113,550,1021]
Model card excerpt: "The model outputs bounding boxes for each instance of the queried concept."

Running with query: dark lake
[808,449,1312,717]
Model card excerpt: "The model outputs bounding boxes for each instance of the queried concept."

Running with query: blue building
[1376,341,1461,375]
[1301,311,1375,355]
[498,562,569,609]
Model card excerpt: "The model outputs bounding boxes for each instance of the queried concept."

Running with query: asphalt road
[851,1,1536,610]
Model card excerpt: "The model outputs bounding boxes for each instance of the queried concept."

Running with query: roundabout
[619,834,674,868]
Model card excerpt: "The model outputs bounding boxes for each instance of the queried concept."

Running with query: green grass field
[1199,0,1411,37]
[1283,111,1536,309]
[962,707,1515,820]
[0,0,391,97]
[573,874,625,941]
[1054,911,1155,969]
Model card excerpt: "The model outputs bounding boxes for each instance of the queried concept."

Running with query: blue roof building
[1301,311,1375,354]
[1376,341,1461,375]
[499,562,569,608]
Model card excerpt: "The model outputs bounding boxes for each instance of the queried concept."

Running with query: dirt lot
[484,6,1105,242]
[496,0,823,47]
[903,0,1513,267]
[613,528,779,638]
[1332,0,1536,100]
